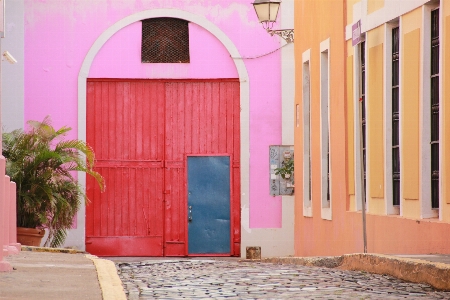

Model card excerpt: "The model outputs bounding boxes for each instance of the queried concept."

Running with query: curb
[260,253,450,291]
[86,254,127,300]
[21,245,84,254]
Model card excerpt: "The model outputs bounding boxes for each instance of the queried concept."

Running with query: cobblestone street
[116,259,450,299]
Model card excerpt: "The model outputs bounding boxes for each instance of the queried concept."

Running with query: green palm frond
[45,229,68,248]
[3,116,105,248]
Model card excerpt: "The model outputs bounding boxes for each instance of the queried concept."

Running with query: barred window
[141,18,190,63]
[392,27,400,206]
[361,41,366,198]
[430,9,439,209]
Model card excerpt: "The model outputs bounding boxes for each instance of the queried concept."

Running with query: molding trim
[77,8,250,252]
[320,38,332,221]
[384,22,400,216]
[302,49,312,218]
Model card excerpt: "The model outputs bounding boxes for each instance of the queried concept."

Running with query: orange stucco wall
[401,9,421,221]
[401,10,421,203]
[346,49,355,198]
[294,0,348,256]
[294,0,450,256]
[367,26,385,213]
[346,38,356,213]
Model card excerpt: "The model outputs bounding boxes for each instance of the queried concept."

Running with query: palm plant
[2,116,104,248]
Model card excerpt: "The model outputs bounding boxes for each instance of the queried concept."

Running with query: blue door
[187,156,231,254]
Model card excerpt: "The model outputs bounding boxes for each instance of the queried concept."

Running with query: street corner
[87,255,127,300]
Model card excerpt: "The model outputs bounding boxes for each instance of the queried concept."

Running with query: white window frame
[420,3,440,219]
[384,20,401,216]
[353,38,367,212]
[302,49,312,217]
[320,38,331,220]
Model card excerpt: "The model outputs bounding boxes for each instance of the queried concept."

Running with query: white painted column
[280,0,295,256]
[240,0,296,258]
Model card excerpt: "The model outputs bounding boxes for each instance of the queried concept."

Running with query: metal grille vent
[141,18,190,63]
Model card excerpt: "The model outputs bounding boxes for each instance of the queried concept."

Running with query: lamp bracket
[267,28,294,43]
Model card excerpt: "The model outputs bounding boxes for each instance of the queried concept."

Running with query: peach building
[294,0,450,256]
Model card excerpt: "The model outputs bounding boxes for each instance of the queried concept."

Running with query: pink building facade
[2,0,295,257]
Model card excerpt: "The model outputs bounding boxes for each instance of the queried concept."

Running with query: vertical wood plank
[129,167,137,235]
[122,167,130,236]
[157,83,165,161]
[211,82,220,153]
[113,166,120,236]
[108,82,116,159]
[177,83,185,159]
[219,82,228,153]
[136,82,144,159]
[184,83,192,154]
[233,82,241,255]
[175,169,182,240]
[93,82,103,237]
[198,82,207,153]
[86,82,95,236]
[143,83,151,159]
[93,168,103,236]
[98,82,109,161]
[233,82,241,159]
[136,168,144,234]
[204,82,213,153]
[164,84,173,242]
[107,83,115,235]
[99,167,107,236]
[173,83,181,241]
[101,83,109,236]
[166,83,174,160]
[226,82,234,155]
[174,83,181,160]
[129,82,137,160]
[115,83,124,160]
[123,82,131,160]
[191,82,200,154]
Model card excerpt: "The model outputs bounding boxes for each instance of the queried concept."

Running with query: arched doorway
[78,10,249,256]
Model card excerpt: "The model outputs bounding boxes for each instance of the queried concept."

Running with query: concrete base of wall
[6,245,19,255]
[0,261,12,272]
[241,196,295,258]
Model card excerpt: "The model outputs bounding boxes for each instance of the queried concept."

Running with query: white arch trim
[76,8,250,253]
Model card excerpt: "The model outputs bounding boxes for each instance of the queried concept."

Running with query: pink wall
[90,23,238,79]
[24,0,282,228]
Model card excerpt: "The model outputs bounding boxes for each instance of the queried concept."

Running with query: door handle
[188,206,193,222]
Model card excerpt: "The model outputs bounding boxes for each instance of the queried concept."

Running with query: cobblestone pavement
[116,259,450,299]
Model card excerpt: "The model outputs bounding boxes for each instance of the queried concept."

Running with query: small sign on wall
[352,20,362,46]
[269,145,294,196]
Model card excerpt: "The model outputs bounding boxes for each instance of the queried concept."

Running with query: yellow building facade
[295,0,450,256]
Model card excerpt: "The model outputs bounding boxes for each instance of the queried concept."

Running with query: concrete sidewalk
[0,248,449,300]
[0,247,126,300]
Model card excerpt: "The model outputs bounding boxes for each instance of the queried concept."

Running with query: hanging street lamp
[252,0,294,43]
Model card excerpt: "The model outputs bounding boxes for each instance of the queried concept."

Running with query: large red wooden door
[86,79,240,256]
